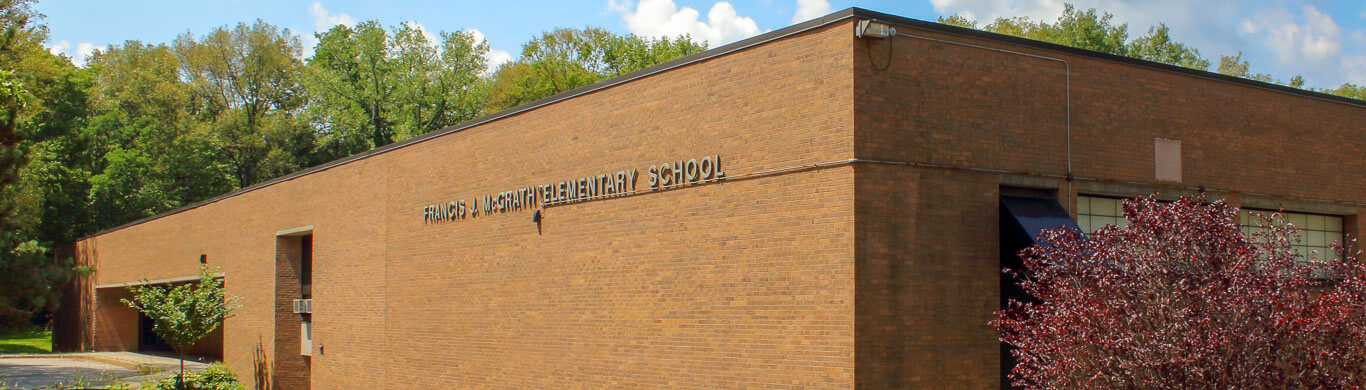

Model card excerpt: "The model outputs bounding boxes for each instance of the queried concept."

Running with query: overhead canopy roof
[1000,195,1081,245]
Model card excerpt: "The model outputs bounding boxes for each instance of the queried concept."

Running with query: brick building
[53,8,1366,389]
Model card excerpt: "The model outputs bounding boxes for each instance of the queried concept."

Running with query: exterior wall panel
[61,9,1366,389]
[72,22,857,389]
[853,20,1366,388]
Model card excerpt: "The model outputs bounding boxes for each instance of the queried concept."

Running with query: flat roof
[79,7,1366,240]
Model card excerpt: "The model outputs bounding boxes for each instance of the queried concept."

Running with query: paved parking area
[0,357,137,389]
[0,353,209,389]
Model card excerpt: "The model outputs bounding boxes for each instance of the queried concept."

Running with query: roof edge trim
[848,8,1366,109]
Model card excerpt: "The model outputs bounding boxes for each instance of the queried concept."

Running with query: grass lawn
[0,326,52,354]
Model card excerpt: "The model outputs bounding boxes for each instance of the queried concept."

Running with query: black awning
[1000,195,1081,245]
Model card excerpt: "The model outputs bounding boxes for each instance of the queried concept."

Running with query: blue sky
[36,0,1366,89]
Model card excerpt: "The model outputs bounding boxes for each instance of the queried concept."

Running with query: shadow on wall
[254,337,272,390]
[53,240,98,351]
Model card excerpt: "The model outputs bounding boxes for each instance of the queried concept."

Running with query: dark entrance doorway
[273,229,314,390]
[138,311,172,352]
[998,193,1081,389]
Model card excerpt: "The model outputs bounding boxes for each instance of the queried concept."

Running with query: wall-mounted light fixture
[199,254,207,264]
[856,20,895,39]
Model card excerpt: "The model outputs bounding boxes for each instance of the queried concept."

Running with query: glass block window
[1239,209,1344,262]
[1076,196,1129,233]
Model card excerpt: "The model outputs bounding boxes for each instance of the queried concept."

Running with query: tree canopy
[306,21,490,160]
[939,6,1137,63]
[938,3,1366,95]
[0,0,83,330]
[485,27,705,112]
[0,1,707,331]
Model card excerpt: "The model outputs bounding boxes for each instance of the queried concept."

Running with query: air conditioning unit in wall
[292,298,312,314]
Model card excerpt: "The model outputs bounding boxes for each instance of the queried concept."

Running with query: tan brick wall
[854,165,1005,389]
[93,288,137,351]
[65,14,1366,389]
[852,21,1366,389]
[854,24,1366,201]
[273,236,309,390]
[73,21,858,389]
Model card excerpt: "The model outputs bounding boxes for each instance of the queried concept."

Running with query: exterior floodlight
[856,20,895,39]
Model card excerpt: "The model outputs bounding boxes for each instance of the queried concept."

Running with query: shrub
[146,363,243,390]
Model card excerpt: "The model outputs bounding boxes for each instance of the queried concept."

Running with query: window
[1239,209,1344,262]
[301,235,312,299]
[1076,196,1129,233]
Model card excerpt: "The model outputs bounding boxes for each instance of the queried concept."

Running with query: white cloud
[310,2,356,32]
[929,0,1065,25]
[75,42,95,64]
[608,0,762,47]
[487,49,513,69]
[1240,5,1366,84]
[46,40,96,67]
[791,0,831,24]
[1241,6,1341,65]
[927,0,1248,58]
[466,28,514,72]
[46,40,69,56]
[302,2,356,58]
[1344,55,1366,85]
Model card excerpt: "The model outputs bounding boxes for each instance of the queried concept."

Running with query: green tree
[1216,52,1273,83]
[305,21,489,160]
[935,4,1357,89]
[964,5,1130,56]
[486,27,705,112]
[10,49,90,243]
[1127,24,1210,70]
[1287,75,1306,89]
[941,5,1205,67]
[174,20,311,187]
[123,268,241,389]
[0,238,74,330]
[76,41,233,231]
[0,66,26,230]
[1326,83,1365,100]
[0,0,41,63]
[1037,4,1129,55]
[936,14,977,29]
[0,67,68,330]
[0,0,85,331]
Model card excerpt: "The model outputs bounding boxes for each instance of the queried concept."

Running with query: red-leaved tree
[994,195,1366,389]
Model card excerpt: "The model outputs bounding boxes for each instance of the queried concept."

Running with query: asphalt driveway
[0,356,138,389]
